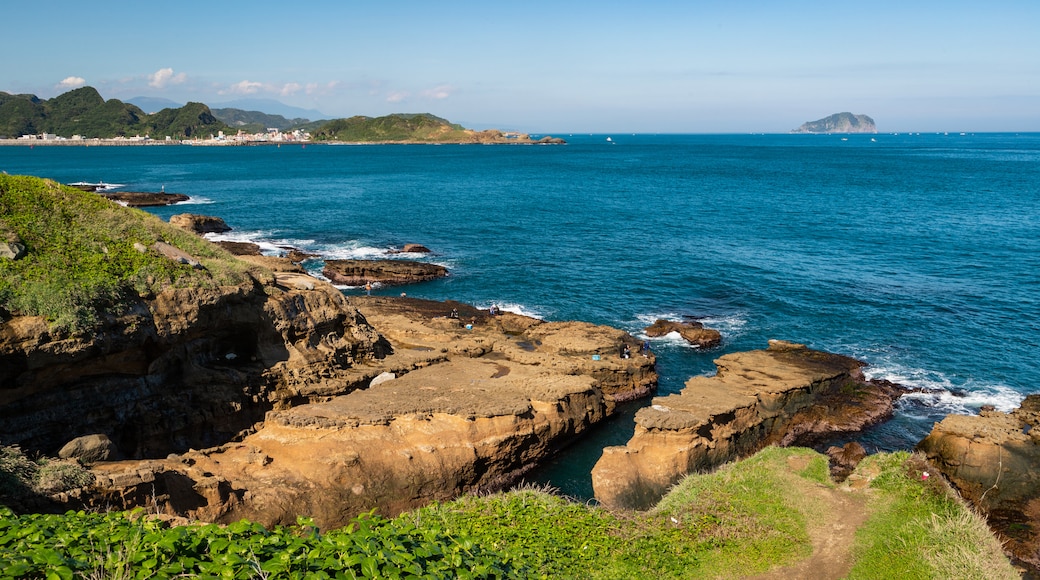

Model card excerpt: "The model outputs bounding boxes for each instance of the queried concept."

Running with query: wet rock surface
[323,259,448,286]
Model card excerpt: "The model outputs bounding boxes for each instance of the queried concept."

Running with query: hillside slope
[0,87,230,138]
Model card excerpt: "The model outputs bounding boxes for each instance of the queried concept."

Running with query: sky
[3,0,1039,133]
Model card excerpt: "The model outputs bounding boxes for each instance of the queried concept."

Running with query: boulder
[152,241,203,269]
[58,434,122,463]
[591,340,904,509]
[169,214,231,234]
[323,259,448,286]
[644,319,722,349]
[0,241,26,260]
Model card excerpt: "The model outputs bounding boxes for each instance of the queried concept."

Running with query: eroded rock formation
[917,396,1040,569]
[643,319,722,349]
[591,340,904,509]
[169,213,232,234]
[0,272,386,459]
[55,296,654,528]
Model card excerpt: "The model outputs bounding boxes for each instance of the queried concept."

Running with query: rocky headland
[591,340,905,509]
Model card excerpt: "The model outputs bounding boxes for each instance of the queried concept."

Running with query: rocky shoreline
[3,196,1033,571]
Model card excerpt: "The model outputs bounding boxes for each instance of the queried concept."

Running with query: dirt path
[747,458,871,580]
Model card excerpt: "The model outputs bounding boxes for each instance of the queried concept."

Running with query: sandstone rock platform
[591,340,904,509]
[75,296,656,528]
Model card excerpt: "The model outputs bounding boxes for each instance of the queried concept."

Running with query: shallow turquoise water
[4,133,1038,497]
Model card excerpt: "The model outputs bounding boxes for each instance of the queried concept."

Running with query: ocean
[3,133,1038,498]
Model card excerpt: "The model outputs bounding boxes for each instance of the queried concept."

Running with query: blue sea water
[3,133,1039,497]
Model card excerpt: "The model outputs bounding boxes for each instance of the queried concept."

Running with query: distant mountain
[126,96,184,114]
[792,112,876,134]
[0,87,230,139]
[209,98,330,121]
[211,108,311,132]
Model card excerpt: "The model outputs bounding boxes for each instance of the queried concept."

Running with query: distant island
[791,112,876,134]
[0,86,563,145]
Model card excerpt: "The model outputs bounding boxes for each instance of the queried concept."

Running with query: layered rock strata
[69,297,656,529]
[917,396,1040,569]
[591,340,903,509]
[0,272,387,459]
[323,259,448,286]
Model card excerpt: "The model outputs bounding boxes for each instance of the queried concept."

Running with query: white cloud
[149,68,187,89]
[420,85,453,100]
[58,76,86,89]
[220,80,264,95]
[280,82,302,96]
[386,91,409,103]
[305,81,339,96]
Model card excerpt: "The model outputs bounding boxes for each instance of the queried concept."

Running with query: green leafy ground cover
[0,448,1017,579]
[0,174,263,333]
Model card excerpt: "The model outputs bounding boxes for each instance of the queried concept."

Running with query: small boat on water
[67,181,126,192]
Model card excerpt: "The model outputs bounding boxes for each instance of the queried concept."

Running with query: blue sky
[3,1,1038,132]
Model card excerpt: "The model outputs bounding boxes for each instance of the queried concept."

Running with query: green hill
[0,87,231,139]
[211,107,311,133]
[310,113,471,142]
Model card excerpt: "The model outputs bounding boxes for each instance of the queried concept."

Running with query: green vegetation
[0,509,525,579]
[0,446,93,509]
[211,107,312,133]
[0,87,231,139]
[0,447,1017,578]
[847,452,1018,580]
[310,113,471,142]
[0,174,262,333]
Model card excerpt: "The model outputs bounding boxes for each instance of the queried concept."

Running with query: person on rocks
[365,282,372,296]
[641,341,650,357]
[449,308,459,319]
[620,343,631,359]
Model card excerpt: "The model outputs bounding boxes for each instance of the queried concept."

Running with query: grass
[846,451,1019,580]
[0,174,265,333]
[0,447,1020,578]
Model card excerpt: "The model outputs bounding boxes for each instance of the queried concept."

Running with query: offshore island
[1,174,1035,577]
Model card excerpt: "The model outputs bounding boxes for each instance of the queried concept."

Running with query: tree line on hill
[0,86,491,142]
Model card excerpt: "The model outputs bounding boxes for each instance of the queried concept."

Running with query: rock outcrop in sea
[323,259,449,286]
[791,112,877,134]
[591,340,905,509]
